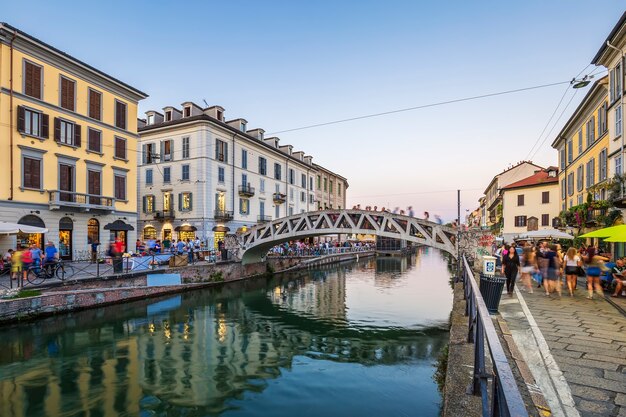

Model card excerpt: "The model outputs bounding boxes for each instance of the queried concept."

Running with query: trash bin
[479,273,506,314]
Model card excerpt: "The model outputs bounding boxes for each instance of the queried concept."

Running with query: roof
[501,169,559,190]
[591,11,626,65]
[483,161,544,194]
[0,22,147,99]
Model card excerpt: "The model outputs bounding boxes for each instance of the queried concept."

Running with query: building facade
[314,164,348,210]
[500,167,560,242]
[137,102,348,249]
[0,23,147,257]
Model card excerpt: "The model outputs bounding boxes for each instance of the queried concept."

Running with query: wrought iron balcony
[586,208,607,225]
[49,190,114,211]
[257,215,272,223]
[214,210,234,221]
[273,192,286,204]
[238,184,255,197]
[153,210,175,221]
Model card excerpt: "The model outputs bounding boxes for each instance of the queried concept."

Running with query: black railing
[238,184,255,197]
[257,214,272,223]
[153,210,175,220]
[272,192,286,204]
[460,255,528,417]
[214,210,234,221]
[49,190,115,210]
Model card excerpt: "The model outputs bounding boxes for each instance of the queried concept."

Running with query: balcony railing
[49,190,114,211]
[153,210,175,221]
[586,208,607,225]
[257,215,272,223]
[238,184,255,197]
[214,210,233,221]
[273,192,286,204]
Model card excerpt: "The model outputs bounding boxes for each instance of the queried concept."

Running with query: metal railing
[48,190,115,210]
[460,255,528,417]
[267,246,370,257]
[153,210,175,220]
[214,210,234,221]
[257,214,272,223]
[238,184,255,197]
[272,192,286,204]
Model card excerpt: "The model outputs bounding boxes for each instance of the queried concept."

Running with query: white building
[137,102,346,249]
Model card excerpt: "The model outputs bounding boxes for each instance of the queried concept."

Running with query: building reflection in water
[0,252,451,417]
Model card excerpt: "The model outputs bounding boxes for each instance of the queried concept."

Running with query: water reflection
[0,250,452,417]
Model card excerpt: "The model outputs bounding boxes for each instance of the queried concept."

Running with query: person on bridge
[423,211,429,221]
[502,244,520,297]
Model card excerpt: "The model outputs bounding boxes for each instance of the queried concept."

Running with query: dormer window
[216,110,223,121]
[147,114,154,125]
[184,106,191,118]
[165,110,172,122]
[240,122,246,132]
[259,131,264,140]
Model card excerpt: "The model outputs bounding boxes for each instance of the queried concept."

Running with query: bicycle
[26,261,75,285]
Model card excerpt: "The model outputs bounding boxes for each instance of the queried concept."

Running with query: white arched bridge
[236,209,458,264]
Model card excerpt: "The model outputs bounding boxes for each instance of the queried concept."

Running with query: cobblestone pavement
[499,283,626,417]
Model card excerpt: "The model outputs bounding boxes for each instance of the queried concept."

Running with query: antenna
[203,99,209,108]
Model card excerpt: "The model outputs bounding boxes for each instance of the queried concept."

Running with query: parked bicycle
[26,261,75,285]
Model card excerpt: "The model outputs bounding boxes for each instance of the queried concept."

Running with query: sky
[3,1,625,221]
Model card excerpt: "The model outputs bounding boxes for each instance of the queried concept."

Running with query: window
[300,191,306,202]
[317,175,321,190]
[242,149,248,169]
[289,169,295,185]
[309,177,313,191]
[259,157,267,175]
[578,194,584,205]
[290,188,294,201]
[559,148,565,170]
[114,175,126,200]
[599,102,608,135]
[309,194,315,204]
[616,105,623,137]
[162,140,172,161]
[60,76,75,111]
[115,100,127,130]
[17,106,48,138]
[576,165,584,192]
[260,201,265,217]
[184,106,191,118]
[180,192,192,211]
[182,137,190,159]
[323,178,327,191]
[561,179,566,199]
[289,207,294,216]
[144,195,155,213]
[260,178,265,193]
[239,198,249,214]
[567,172,574,196]
[23,156,41,189]
[275,183,280,193]
[242,173,247,186]
[182,164,190,181]
[577,129,582,154]
[541,214,549,226]
[88,128,101,153]
[329,181,333,193]
[146,169,153,185]
[586,116,595,146]
[216,139,228,162]
[616,155,623,176]
[163,192,172,211]
[115,137,126,160]
[165,110,172,121]
[144,143,155,164]
[610,63,622,102]
[586,159,595,188]
[301,173,306,188]
[517,194,524,206]
[514,216,527,227]
[599,148,608,181]
[54,118,81,147]
[89,89,102,120]
[274,163,282,180]
[567,139,573,163]
[240,122,246,132]
[542,191,549,204]
[218,166,225,183]
[338,183,342,196]
[23,60,42,99]
[163,167,171,183]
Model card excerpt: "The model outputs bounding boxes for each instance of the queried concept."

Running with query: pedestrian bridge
[236,209,458,264]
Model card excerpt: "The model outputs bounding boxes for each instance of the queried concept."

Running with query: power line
[266,80,571,135]
[349,188,484,199]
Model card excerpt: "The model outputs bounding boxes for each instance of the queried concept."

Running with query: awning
[212,226,230,232]
[104,220,135,231]
[0,221,48,235]
[175,225,197,232]
[18,215,46,228]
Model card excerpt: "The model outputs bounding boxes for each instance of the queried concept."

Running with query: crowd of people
[268,240,371,257]
[497,241,626,299]
[0,241,60,280]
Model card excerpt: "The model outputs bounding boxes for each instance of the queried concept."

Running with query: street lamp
[570,76,591,89]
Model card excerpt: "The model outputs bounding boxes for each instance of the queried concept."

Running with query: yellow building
[551,76,610,227]
[0,23,147,257]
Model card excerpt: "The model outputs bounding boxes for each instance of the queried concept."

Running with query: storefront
[87,218,100,245]
[143,225,157,240]
[175,225,197,242]
[58,217,74,260]
[212,226,230,249]
[17,215,45,250]
[104,220,134,253]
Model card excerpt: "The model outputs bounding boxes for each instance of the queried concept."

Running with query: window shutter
[41,113,49,138]
[33,65,41,99]
[225,143,228,162]
[160,141,164,161]
[74,124,81,147]
[215,141,219,159]
[189,193,193,210]
[17,105,25,132]
[168,140,174,161]
[142,144,147,164]
[178,193,182,211]
[142,196,146,213]
[54,118,61,142]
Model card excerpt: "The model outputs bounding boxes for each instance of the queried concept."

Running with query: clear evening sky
[3,1,625,221]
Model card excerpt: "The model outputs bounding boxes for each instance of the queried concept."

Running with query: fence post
[96,258,100,277]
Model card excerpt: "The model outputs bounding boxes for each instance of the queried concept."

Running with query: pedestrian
[30,243,43,273]
[90,240,100,263]
[186,238,194,263]
[563,247,582,297]
[423,211,429,221]
[10,247,23,281]
[176,239,185,255]
[583,247,609,299]
[43,241,59,275]
[135,239,141,253]
[611,259,626,297]
[502,244,520,297]
[543,244,561,297]
[408,206,414,217]
[520,246,536,293]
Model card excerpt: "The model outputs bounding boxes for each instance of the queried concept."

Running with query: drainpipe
[9,29,17,200]
[606,40,625,199]
[232,133,236,220]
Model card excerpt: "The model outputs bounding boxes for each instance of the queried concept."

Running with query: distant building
[314,164,348,210]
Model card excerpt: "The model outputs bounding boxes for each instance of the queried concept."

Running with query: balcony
[238,184,255,197]
[585,208,607,226]
[153,210,175,221]
[214,210,233,221]
[49,190,114,212]
[257,215,272,223]
[273,192,286,204]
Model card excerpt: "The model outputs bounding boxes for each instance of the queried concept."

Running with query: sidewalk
[498,283,626,417]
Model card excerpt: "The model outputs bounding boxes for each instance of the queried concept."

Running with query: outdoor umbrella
[0,222,48,235]
[578,224,626,239]
[598,228,626,242]
[516,228,574,240]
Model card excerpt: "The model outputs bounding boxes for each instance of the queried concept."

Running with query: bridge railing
[267,246,371,258]
[460,255,528,417]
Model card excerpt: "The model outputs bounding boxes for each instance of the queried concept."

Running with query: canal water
[0,248,454,417]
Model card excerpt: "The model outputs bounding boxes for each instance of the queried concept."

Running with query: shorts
[22,262,32,271]
[521,266,535,274]
[565,266,578,275]
[586,266,601,277]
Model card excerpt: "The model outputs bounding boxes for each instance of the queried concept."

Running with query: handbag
[576,266,586,277]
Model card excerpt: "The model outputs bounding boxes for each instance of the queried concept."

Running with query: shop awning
[0,222,48,235]
[212,226,230,232]
[104,220,135,231]
[175,225,197,232]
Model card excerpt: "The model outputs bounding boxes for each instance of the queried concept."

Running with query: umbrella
[578,224,626,239]
[599,227,626,242]
[0,222,48,235]
[516,228,574,240]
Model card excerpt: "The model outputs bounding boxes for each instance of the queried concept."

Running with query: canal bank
[0,251,375,325]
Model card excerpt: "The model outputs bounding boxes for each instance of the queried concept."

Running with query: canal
[0,248,454,417]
